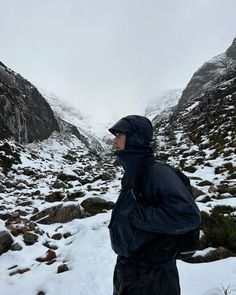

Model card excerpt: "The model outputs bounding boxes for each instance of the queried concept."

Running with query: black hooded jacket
[108,115,201,261]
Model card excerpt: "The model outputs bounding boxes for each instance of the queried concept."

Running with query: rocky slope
[152,38,236,260]
[177,38,236,111]
[0,132,118,254]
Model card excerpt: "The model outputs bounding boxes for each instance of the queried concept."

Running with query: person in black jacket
[108,115,201,295]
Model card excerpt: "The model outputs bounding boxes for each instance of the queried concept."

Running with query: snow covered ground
[1,207,236,295]
[0,133,236,295]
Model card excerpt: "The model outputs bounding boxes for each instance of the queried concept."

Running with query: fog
[1,0,236,122]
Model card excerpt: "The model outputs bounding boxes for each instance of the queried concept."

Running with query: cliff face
[177,38,236,111]
[0,62,59,143]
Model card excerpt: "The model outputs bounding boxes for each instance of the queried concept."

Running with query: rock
[11,243,23,251]
[36,249,57,262]
[36,291,46,295]
[208,186,218,193]
[101,172,113,181]
[183,166,197,173]
[189,247,233,263]
[192,186,205,198]
[0,184,5,193]
[0,230,13,255]
[12,211,20,218]
[22,168,36,176]
[195,195,211,203]
[0,213,11,220]
[217,193,234,200]
[30,204,85,224]
[32,208,39,214]
[43,241,58,250]
[16,182,27,190]
[63,232,72,239]
[52,180,68,189]
[81,197,115,216]
[218,184,236,196]
[57,264,69,273]
[57,173,78,182]
[14,209,28,217]
[17,201,33,207]
[67,191,85,200]
[4,180,16,188]
[9,268,30,276]
[51,233,62,240]
[32,190,41,196]
[23,232,38,245]
[198,180,213,186]
[28,221,37,231]
[45,191,64,203]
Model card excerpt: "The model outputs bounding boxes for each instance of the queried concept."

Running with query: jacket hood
[109,115,153,151]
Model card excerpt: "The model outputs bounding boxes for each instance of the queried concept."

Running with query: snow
[186,101,200,112]
[145,89,182,120]
[1,210,236,295]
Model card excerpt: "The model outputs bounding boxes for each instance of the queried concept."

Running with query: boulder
[45,191,64,203]
[36,249,57,262]
[189,246,234,263]
[30,204,85,224]
[23,232,38,245]
[192,186,205,198]
[57,173,78,182]
[67,191,85,200]
[57,264,69,273]
[81,197,115,216]
[0,230,13,255]
[52,180,68,189]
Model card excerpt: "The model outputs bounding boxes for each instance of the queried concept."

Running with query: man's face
[112,133,126,151]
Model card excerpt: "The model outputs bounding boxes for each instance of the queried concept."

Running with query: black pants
[113,257,180,295]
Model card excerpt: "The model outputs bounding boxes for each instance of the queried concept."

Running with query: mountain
[152,38,236,201]
[0,62,59,143]
[177,38,236,111]
[145,89,183,123]
[0,62,107,153]
[42,93,110,151]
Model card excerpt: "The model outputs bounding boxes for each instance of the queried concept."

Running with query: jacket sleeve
[129,163,201,235]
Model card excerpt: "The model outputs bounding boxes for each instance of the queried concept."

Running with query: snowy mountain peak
[145,89,183,122]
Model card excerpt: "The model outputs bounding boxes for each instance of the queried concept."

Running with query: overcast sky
[1,0,236,122]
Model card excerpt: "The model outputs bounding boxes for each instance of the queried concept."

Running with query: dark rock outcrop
[177,37,236,111]
[0,62,59,143]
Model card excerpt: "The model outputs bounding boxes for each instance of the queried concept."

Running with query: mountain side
[43,93,110,151]
[177,37,236,111]
[145,89,182,123]
[0,62,59,143]
[153,38,236,201]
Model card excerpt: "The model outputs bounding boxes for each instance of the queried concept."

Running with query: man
[108,115,201,295]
